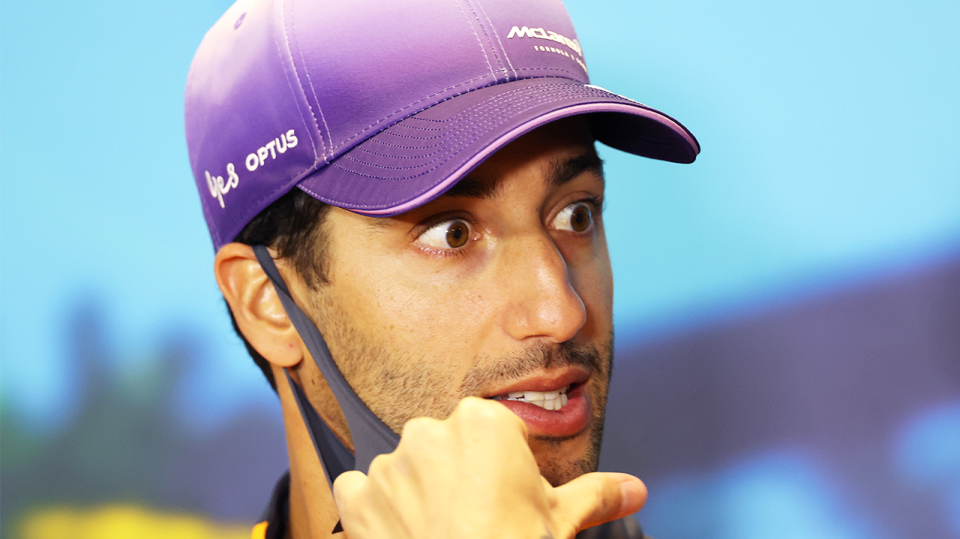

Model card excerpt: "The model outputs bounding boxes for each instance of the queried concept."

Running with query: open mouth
[487,384,574,411]
[484,379,590,437]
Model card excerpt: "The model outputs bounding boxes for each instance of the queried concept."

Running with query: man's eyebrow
[442,150,605,200]
[443,175,500,199]
[550,150,604,188]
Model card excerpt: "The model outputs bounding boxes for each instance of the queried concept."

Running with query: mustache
[458,340,608,397]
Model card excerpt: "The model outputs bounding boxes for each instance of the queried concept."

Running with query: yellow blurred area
[17,505,252,539]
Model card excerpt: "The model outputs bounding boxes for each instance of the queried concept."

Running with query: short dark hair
[229,188,332,392]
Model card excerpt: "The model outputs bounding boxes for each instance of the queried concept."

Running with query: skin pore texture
[217,116,629,538]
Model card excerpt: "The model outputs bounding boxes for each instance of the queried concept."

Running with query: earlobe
[214,243,303,368]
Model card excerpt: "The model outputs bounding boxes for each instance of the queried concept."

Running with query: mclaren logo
[506,26,582,57]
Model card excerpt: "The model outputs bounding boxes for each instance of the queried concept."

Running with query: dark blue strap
[253,245,400,534]
[253,245,400,474]
[284,369,354,481]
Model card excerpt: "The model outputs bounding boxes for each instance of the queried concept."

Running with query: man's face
[297,116,613,486]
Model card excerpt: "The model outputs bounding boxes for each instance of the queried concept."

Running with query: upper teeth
[499,386,570,411]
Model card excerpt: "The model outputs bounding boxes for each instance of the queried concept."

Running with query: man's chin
[530,424,603,487]
[537,452,599,487]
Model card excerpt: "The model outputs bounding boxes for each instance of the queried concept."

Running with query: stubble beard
[311,296,613,488]
[459,339,613,487]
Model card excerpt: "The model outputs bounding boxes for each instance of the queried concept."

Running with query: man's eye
[418,219,471,249]
[552,202,593,232]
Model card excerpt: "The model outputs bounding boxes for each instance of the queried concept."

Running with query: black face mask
[254,245,400,532]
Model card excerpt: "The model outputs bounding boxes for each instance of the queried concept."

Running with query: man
[184,0,698,537]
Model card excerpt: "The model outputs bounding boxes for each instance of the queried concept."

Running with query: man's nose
[498,230,587,343]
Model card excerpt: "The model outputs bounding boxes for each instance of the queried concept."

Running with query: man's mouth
[482,375,590,438]
[489,385,571,411]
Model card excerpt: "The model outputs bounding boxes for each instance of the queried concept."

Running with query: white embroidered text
[206,163,239,208]
[245,129,299,172]
[506,26,582,57]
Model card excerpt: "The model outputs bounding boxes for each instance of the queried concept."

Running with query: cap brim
[298,77,699,215]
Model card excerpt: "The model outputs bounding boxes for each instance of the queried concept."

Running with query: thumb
[552,472,647,533]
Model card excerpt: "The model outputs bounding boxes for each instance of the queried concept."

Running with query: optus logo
[245,129,298,172]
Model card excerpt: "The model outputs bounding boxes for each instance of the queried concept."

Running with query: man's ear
[214,243,303,367]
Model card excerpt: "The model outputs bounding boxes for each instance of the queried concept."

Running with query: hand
[332,397,646,539]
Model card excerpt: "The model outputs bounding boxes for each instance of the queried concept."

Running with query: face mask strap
[282,369,354,481]
[252,245,400,532]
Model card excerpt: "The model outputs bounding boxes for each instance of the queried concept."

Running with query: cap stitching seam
[345,89,552,155]
[330,75,490,154]
[473,0,517,79]
[463,0,507,80]
[287,0,333,162]
[510,67,585,78]
[352,87,614,158]
[330,71,584,156]
[348,85,584,158]
[395,83,595,127]
[454,0,497,81]
[275,0,321,165]
[377,85,551,136]
[366,81,598,138]
[331,89,592,173]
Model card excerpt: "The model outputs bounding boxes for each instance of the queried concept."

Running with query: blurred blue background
[1,0,958,537]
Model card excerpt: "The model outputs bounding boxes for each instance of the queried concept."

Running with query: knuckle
[401,416,438,438]
[331,471,363,506]
[399,416,445,453]
[366,453,391,477]
[455,396,489,415]
[457,396,508,421]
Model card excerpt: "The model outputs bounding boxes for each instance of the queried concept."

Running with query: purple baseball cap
[185,0,700,250]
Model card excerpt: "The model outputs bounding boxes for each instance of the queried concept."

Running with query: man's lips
[482,368,590,397]
[493,385,590,437]
[482,369,592,438]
